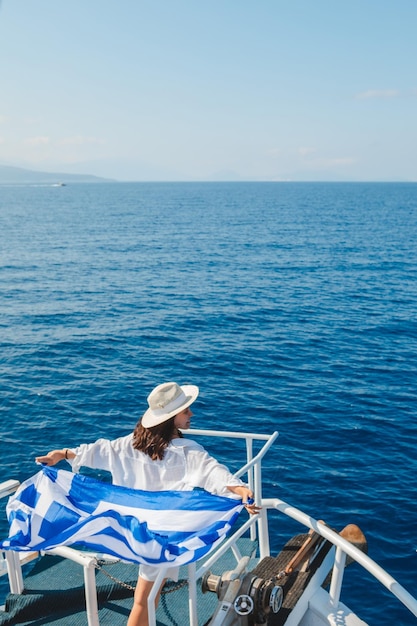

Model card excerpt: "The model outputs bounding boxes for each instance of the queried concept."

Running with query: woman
[36,381,258,626]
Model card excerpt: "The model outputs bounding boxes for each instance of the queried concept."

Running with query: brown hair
[132,416,183,460]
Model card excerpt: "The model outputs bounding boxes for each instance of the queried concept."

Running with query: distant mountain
[0,164,114,184]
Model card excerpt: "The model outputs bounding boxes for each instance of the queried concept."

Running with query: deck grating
[0,538,258,625]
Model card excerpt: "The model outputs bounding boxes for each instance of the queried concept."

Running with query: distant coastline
[0,164,114,185]
[1,164,415,185]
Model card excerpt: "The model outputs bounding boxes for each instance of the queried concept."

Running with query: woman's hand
[35,449,74,466]
[227,485,261,515]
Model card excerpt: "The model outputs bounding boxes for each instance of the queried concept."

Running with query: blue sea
[0,181,416,624]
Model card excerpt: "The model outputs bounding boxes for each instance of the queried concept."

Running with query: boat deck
[3,429,417,626]
[0,538,258,626]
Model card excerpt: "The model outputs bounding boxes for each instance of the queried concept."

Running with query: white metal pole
[147,569,167,626]
[83,563,100,626]
[5,551,24,594]
[254,460,269,559]
[328,546,346,608]
[188,562,198,625]
[245,437,256,542]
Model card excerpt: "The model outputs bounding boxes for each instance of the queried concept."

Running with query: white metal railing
[184,431,417,622]
[0,430,277,626]
[43,546,100,626]
[147,429,279,626]
[0,479,26,595]
[0,480,101,626]
[187,428,278,555]
[148,429,417,625]
[0,481,20,500]
[1,490,110,626]
[262,497,417,620]
[5,430,415,625]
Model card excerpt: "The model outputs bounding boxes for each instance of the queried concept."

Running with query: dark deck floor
[0,538,258,626]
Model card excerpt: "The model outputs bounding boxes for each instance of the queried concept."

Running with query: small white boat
[1,429,416,625]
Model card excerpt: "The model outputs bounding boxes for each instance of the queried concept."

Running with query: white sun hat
[141,382,199,428]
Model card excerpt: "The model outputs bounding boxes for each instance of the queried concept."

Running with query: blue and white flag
[0,467,243,567]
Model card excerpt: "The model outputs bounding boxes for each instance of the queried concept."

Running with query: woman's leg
[127,574,165,626]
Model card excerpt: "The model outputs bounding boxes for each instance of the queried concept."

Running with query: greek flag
[0,467,243,567]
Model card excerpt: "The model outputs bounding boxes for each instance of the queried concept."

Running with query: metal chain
[94,559,136,591]
[161,580,188,595]
[94,559,188,594]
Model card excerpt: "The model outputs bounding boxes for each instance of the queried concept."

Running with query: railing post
[253,454,269,559]
[83,561,100,626]
[328,545,347,607]
[5,551,24,594]
[147,569,166,626]
[188,562,198,625]
[245,437,257,542]
[1,480,23,595]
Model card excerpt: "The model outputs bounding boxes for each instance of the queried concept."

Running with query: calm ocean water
[0,181,416,624]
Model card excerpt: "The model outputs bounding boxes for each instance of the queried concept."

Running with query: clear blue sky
[1,1,416,181]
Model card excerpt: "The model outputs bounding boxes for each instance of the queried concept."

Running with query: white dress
[68,434,244,496]
[67,434,246,581]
